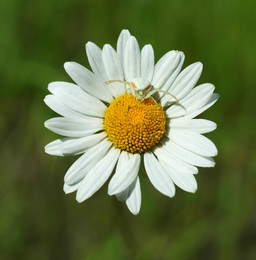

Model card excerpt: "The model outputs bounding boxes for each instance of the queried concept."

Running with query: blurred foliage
[0,0,256,259]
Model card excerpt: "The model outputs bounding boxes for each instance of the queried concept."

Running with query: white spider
[105,78,179,102]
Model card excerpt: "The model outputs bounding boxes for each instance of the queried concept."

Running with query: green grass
[0,0,255,259]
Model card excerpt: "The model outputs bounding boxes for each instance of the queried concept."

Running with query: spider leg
[144,89,179,103]
[105,80,128,85]
[105,80,131,94]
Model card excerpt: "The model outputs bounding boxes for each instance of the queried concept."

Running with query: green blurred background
[1,0,255,259]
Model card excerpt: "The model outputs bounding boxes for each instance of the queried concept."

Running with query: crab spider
[105,78,179,102]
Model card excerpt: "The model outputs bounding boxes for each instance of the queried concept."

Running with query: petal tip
[197,61,203,67]
[121,29,131,35]
[43,96,48,104]
[215,93,220,99]
[64,61,75,71]
[128,205,140,215]
[130,210,140,215]
[76,193,84,203]
[107,186,115,196]
[44,120,49,128]
[47,82,56,92]
[86,41,93,46]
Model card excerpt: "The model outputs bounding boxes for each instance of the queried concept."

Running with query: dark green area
[1,0,255,259]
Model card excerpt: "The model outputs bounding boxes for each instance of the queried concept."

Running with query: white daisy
[44,29,219,215]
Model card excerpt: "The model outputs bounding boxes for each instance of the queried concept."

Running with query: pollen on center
[103,94,166,153]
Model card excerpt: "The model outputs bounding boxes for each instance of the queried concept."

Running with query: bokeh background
[1,0,256,259]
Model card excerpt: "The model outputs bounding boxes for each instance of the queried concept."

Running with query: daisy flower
[44,29,219,215]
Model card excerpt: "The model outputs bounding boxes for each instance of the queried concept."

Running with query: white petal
[167,129,218,157]
[44,117,103,137]
[44,94,83,118]
[161,138,215,167]
[102,44,125,97]
[123,36,141,81]
[170,62,203,100]
[183,93,220,119]
[115,189,129,201]
[152,51,181,90]
[153,51,171,70]
[144,152,176,198]
[64,139,112,185]
[140,44,154,82]
[166,83,215,118]
[117,29,132,65]
[154,146,198,174]
[76,147,120,202]
[48,81,107,117]
[158,52,185,104]
[108,152,140,195]
[103,44,124,80]
[63,182,80,194]
[168,118,217,134]
[45,132,106,156]
[64,62,113,103]
[162,162,198,193]
[85,41,108,82]
[126,176,141,215]
[115,177,142,215]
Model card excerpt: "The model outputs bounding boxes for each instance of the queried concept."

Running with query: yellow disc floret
[103,94,166,153]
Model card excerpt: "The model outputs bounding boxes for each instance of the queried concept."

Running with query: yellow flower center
[103,94,166,153]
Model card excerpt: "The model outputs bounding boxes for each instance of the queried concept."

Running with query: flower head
[44,29,219,215]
